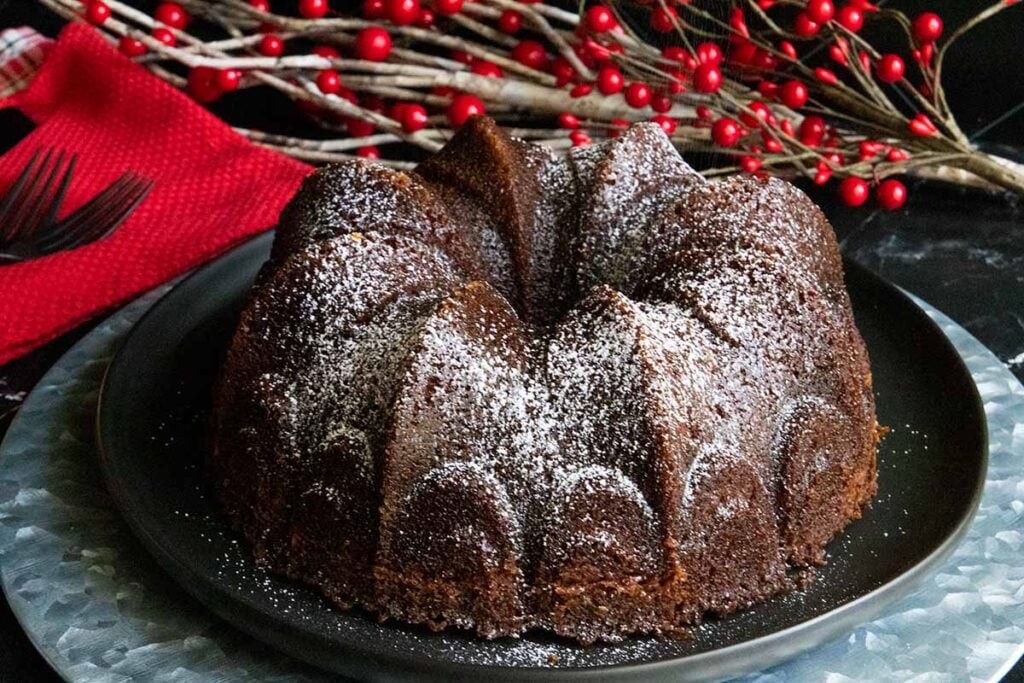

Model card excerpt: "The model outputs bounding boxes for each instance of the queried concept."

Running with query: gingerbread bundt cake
[212,116,880,644]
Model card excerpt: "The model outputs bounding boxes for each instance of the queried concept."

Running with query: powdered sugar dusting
[214,120,877,643]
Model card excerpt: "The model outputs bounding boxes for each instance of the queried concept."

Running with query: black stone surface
[0,0,1021,680]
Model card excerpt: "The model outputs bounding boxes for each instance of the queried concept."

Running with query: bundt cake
[211,116,881,644]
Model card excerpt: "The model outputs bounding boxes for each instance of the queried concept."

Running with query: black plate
[96,231,987,682]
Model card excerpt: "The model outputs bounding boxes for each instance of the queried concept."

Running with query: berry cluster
[73,0,1024,207]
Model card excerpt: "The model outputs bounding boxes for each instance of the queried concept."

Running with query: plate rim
[94,231,989,681]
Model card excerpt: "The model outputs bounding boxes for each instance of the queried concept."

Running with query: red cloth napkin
[0,24,312,365]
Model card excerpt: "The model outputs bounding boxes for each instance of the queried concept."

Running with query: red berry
[887,148,910,162]
[344,116,373,136]
[386,0,419,25]
[570,83,593,98]
[836,5,863,31]
[651,93,672,113]
[85,1,111,25]
[624,82,652,109]
[909,113,937,136]
[551,57,576,86]
[512,40,548,70]
[498,9,522,34]
[152,27,176,47]
[316,69,341,94]
[661,46,684,64]
[249,0,270,10]
[829,43,848,65]
[650,6,677,33]
[569,130,592,147]
[712,117,742,147]
[471,61,503,78]
[780,80,808,108]
[363,0,386,18]
[858,50,871,72]
[448,93,485,126]
[415,8,435,26]
[651,115,677,135]
[435,0,463,15]
[730,7,749,39]
[805,0,834,24]
[779,41,798,60]
[876,179,907,210]
[838,177,869,206]
[815,67,838,84]
[559,112,580,129]
[758,80,779,99]
[400,103,428,132]
[259,34,284,56]
[912,12,942,43]
[118,36,146,57]
[155,2,188,29]
[814,161,833,185]
[596,66,624,95]
[753,49,778,71]
[761,130,784,153]
[793,12,819,37]
[313,45,341,59]
[741,156,763,173]
[585,5,617,33]
[583,39,611,64]
[858,140,885,160]
[739,101,771,128]
[187,67,221,103]
[730,41,757,66]
[798,115,826,145]
[355,27,391,61]
[693,64,722,93]
[217,68,242,91]
[608,118,629,138]
[696,42,723,66]
[875,54,904,83]
[450,49,473,65]
[299,0,329,17]
[357,145,381,159]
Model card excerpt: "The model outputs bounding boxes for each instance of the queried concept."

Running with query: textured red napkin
[0,23,312,365]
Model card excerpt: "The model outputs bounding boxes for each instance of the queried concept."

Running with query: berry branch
[40,0,1024,209]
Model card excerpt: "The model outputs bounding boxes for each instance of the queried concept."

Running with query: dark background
[0,0,1022,680]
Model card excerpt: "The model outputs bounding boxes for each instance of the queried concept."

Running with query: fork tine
[37,173,137,249]
[41,173,151,253]
[3,149,56,243]
[51,177,142,249]
[37,152,77,234]
[0,149,42,222]
[0,148,46,242]
[89,177,153,243]
[20,150,74,240]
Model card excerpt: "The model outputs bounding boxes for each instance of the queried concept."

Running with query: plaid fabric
[0,27,52,99]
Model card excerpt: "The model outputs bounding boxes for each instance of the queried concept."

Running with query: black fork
[0,170,154,264]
